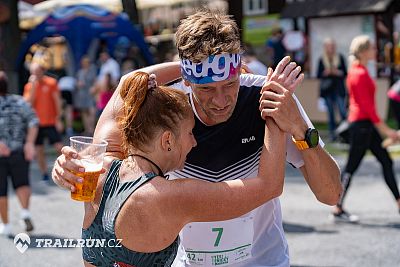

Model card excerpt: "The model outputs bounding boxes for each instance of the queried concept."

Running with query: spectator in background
[317,38,347,141]
[332,35,400,223]
[58,75,76,136]
[121,46,145,75]
[266,28,287,69]
[23,63,63,182]
[97,51,120,85]
[242,44,268,75]
[388,78,400,129]
[92,72,115,119]
[75,56,97,136]
[0,71,38,236]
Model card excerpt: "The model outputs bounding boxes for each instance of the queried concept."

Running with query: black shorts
[0,151,30,197]
[61,91,73,105]
[35,126,62,145]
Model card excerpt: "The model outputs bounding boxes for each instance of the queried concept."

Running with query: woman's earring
[168,148,171,151]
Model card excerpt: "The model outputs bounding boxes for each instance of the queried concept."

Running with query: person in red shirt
[24,63,63,182]
[332,35,400,222]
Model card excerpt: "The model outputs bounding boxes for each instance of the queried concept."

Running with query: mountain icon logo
[14,233,31,254]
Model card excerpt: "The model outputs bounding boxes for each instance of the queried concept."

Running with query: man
[53,11,341,266]
[242,44,268,75]
[58,75,76,137]
[24,62,63,182]
[97,51,120,85]
[266,27,287,69]
[0,71,38,236]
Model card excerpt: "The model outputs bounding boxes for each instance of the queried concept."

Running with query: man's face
[99,52,109,63]
[187,73,240,125]
[30,63,44,79]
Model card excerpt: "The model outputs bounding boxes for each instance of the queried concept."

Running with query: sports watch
[292,128,319,150]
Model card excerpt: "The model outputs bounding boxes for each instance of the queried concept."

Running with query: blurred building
[277,0,400,123]
[281,0,400,80]
[239,0,400,122]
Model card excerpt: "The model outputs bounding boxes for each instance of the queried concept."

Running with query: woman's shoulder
[349,64,368,77]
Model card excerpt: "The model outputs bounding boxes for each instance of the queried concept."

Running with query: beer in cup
[69,136,108,201]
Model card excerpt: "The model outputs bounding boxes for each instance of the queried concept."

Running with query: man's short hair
[175,10,241,63]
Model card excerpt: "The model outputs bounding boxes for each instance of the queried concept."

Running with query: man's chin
[208,111,233,124]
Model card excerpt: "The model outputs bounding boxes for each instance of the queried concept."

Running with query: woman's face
[324,42,336,56]
[81,58,90,68]
[169,115,197,171]
[362,43,377,61]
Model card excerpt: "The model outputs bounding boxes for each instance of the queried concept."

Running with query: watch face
[307,128,319,147]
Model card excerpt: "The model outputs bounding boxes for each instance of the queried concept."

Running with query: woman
[92,72,115,119]
[317,38,347,141]
[332,35,400,223]
[75,56,97,135]
[79,72,285,266]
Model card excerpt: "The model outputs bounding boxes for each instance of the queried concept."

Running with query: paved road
[0,153,399,267]
[283,156,400,267]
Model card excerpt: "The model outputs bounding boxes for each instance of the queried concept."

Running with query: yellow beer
[71,170,102,202]
[69,136,108,202]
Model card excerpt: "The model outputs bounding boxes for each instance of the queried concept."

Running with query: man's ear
[160,130,174,152]
[184,79,191,87]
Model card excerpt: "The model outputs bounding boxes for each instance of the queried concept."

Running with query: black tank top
[82,160,179,266]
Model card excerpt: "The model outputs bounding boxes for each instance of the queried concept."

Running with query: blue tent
[16,5,154,72]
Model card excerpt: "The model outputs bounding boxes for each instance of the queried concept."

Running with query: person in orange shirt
[24,63,63,182]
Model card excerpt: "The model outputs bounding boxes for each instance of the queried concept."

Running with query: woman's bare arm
[161,118,286,224]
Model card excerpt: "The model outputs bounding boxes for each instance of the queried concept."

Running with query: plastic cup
[69,136,108,202]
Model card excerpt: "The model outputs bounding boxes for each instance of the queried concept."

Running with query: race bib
[182,215,254,266]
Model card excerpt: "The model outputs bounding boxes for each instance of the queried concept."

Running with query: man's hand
[266,56,304,93]
[28,75,38,83]
[259,81,308,139]
[0,142,11,157]
[240,63,253,74]
[24,142,35,161]
[55,119,64,133]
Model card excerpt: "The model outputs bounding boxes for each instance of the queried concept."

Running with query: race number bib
[182,215,254,266]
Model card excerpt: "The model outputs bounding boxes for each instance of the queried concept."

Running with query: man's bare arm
[298,148,342,205]
[259,82,342,205]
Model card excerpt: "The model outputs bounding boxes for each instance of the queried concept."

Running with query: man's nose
[212,89,228,107]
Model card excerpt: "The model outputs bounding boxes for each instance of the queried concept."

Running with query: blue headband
[180,54,241,84]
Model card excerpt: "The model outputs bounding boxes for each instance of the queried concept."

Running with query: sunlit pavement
[1,153,399,267]
[283,156,400,267]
